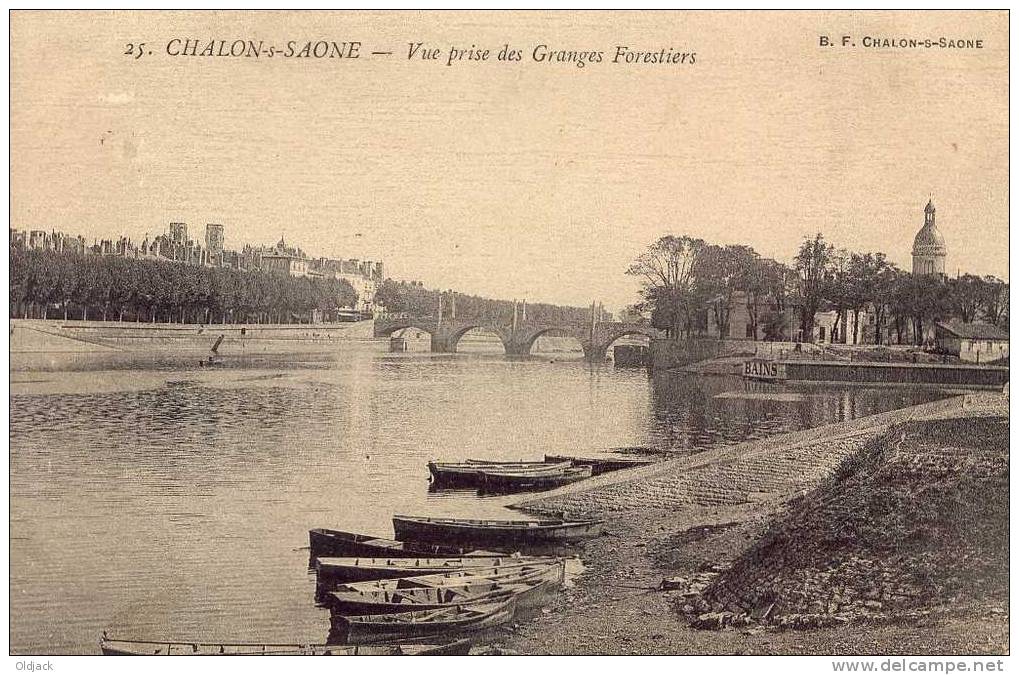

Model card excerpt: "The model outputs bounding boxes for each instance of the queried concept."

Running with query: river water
[9,341,949,654]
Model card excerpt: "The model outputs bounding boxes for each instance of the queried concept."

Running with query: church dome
[912,223,946,255]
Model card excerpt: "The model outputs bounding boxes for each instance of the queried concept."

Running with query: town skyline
[10,194,1006,314]
[11,11,1008,313]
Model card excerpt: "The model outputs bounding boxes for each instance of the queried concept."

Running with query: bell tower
[911,198,947,277]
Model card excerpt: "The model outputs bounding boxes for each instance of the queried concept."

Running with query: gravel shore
[493,393,1008,655]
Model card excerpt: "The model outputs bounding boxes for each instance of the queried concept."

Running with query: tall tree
[696,244,757,339]
[744,258,791,341]
[625,235,705,338]
[793,233,834,341]
[869,260,902,345]
[845,252,890,345]
[980,276,1009,326]
[946,274,985,324]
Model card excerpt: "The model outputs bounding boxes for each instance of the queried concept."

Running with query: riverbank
[9,319,381,371]
[496,393,1008,655]
[10,318,376,350]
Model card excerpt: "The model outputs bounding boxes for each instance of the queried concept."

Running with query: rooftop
[936,322,1009,340]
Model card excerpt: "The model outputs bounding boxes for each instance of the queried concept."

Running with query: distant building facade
[10,228,87,254]
[205,223,225,261]
[706,291,872,345]
[309,257,384,312]
[935,322,1009,363]
[254,237,309,277]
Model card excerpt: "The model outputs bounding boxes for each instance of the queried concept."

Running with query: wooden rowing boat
[315,554,546,584]
[544,454,656,475]
[464,459,551,465]
[478,465,593,492]
[99,636,471,655]
[427,460,570,486]
[308,528,501,559]
[392,515,604,545]
[330,599,515,645]
[324,560,565,615]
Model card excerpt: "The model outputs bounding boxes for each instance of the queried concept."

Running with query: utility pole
[450,292,456,321]
[512,299,518,333]
[590,301,596,345]
[437,293,443,328]
[521,298,527,322]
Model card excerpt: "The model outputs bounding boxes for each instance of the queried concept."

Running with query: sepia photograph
[6,9,1010,665]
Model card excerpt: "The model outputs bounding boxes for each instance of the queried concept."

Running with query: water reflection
[646,372,946,454]
[9,346,948,654]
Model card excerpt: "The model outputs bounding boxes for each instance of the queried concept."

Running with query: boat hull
[544,454,655,475]
[99,638,471,656]
[315,555,541,584]
[393,516,604,545]
[309,528,497,559]
[479,466,592,492]
[330,601,515,645]
[427,461,570,486]
[324,561,564,615]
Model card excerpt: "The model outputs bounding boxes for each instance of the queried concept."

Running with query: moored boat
[330,599,515,645]
[323,559,565,615]
[315,554,545,584]
[99,636,471,655]
[464,459,552,466]
[544,454,656,475]
[309,528,501,559]
[478,465,593,492]
[392,515,604,545]
[427,460,570,486]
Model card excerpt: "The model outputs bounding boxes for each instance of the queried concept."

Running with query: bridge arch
[509,326,585,356]
[372,316,440,340]
[374,321,436,338]
[590,328,659,361]
[445,324,511,354]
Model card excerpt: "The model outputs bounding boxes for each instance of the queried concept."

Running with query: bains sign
[743,359,787,381]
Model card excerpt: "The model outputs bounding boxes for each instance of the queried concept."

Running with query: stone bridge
[374,316,662,361]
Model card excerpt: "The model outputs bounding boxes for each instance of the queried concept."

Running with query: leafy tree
[869,261,902,345]
[793,233,834,340]
[946,274,985,324]
[980,276,1009,326]
[695,244,757,339]
[626,235,705,338]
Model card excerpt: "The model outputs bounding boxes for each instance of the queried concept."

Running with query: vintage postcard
[7,10,1009,664]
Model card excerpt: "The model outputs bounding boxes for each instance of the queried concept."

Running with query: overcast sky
[11,11,1008,312]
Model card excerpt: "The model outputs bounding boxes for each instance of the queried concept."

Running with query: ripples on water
[9,343,949,654]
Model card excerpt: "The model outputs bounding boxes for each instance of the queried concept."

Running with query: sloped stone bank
[692,414,1008,630]
[500,393,1007,653]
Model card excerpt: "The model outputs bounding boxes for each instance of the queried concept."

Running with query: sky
[10,11,1009,313]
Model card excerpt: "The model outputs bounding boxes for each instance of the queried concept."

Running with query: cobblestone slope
[518,394,974,518]
[693,414,1008,629]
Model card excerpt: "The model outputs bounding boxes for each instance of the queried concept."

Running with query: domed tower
[912,198,947,277]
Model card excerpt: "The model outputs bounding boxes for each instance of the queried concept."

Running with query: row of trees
[374,279,596,326]
[625,236,792,340]
[9,249,358,324]
[793,233,1008,344]
[627,233,1008,345]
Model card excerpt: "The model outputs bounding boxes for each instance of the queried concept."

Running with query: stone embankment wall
[784,361,1009,388]
[650,338,830,371]
[649,338,725,370]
